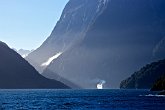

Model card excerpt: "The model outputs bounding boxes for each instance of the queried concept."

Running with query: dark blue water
[0,89,164,110]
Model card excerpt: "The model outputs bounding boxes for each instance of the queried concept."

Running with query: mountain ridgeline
[16,49,33,58]
[0,41,69,89]
[120,59,165,89]
[27,0,165,88]
[26,0,108,73]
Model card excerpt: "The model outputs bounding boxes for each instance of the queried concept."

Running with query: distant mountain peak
[17,49,34,58]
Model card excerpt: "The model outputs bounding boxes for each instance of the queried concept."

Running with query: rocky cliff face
[27,0,165,88]
[26,0,109,73]
[0,41,69,89]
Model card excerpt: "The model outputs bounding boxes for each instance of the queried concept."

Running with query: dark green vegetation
[151,76,165,91]
[158,91,165,95]
[120,59,165,89]
[0,41,69,89]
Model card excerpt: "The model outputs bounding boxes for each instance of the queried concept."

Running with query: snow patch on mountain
[41,52,62,67]
[22,54,28,58]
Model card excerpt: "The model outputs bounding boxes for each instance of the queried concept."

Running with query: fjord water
[0,90,165,110]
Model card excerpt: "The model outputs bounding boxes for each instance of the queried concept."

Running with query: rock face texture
[0,41,69,89]
[27,0,165,88]
[27,0,108,73]
[120,59,165,89]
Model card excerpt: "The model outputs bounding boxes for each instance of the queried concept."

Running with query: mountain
[26,0,109,73]
[27,0,165,88]
[120,59,165,89]
[151,76,165,91]
[12,48,33,58]
[0,41,69,89]
[14,49,33,58]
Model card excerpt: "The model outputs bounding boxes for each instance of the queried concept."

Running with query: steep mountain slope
[0,41,69,89]
[28,0,165,88]
[120,59,165,89]
[26,0,108,73]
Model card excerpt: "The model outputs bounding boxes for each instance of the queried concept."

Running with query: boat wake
[139,94,165,97]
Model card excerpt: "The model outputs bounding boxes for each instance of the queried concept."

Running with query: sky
[0,0,69,50]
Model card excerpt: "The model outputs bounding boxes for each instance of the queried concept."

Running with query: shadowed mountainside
[151,76,165,91]
[0,41,69,89]
[27,0,165,88]
[120,59,165,89]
